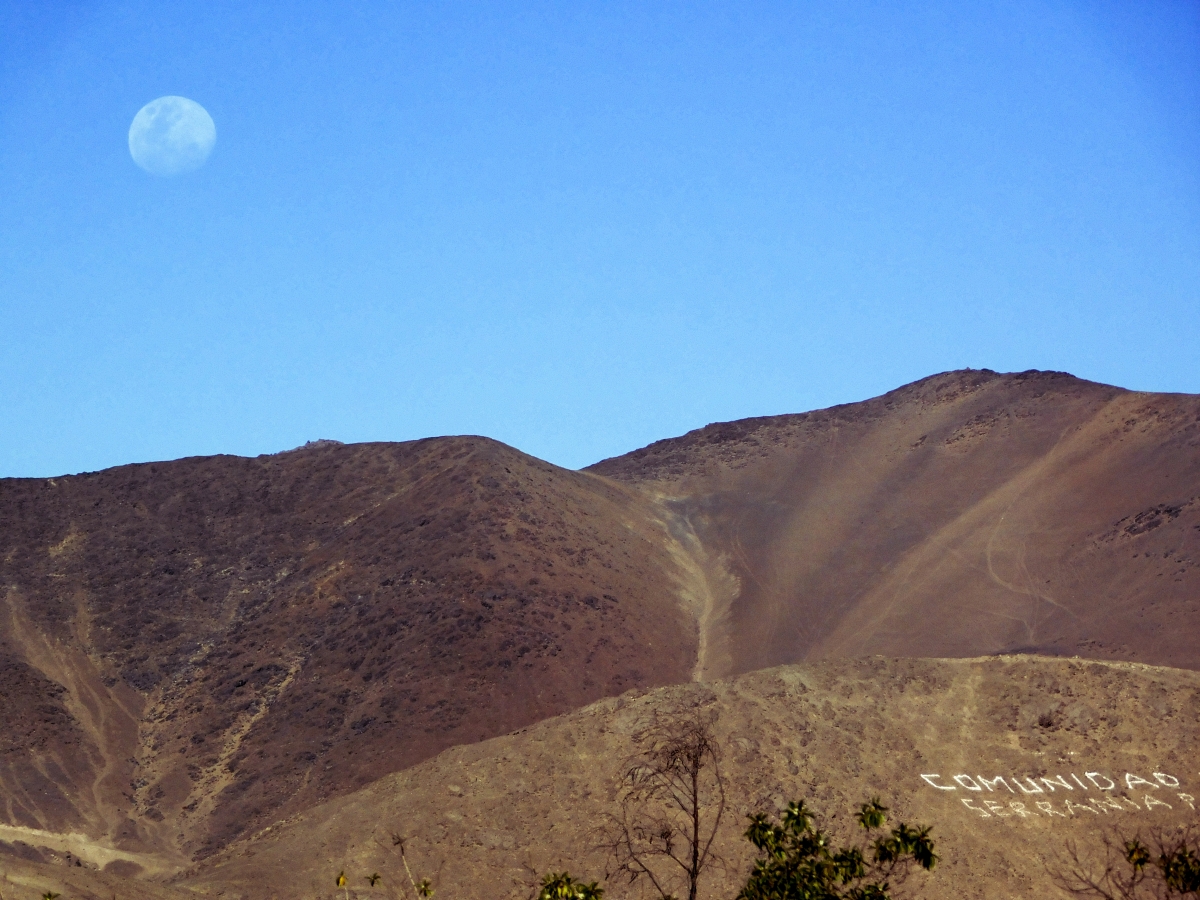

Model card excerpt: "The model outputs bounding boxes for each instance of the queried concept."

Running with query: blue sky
[2,2,1198,477]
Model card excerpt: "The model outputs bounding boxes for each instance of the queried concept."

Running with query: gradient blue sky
[2,2,1198,478]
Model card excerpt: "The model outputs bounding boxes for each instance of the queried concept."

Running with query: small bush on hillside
[737,798,936,900]
[537,872,604,900]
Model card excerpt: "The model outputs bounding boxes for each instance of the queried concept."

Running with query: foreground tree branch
[602,710,727,900]
[1053,827,1200,899]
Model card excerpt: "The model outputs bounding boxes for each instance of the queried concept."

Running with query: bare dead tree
[1052,827,1200,899]
[366,832,436,900]
[601,710,726,900]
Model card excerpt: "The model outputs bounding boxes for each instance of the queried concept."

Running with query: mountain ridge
[590,368,1200,677]
[1,368,1198,896]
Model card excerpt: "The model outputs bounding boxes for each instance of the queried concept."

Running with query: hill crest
[2,368,1198,895]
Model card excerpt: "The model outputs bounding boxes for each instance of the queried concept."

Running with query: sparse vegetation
[536,872,604,900]
[737,798,936,900]
[1055,828,1200,898]
[602,710,726,900]
[389,834,434,899]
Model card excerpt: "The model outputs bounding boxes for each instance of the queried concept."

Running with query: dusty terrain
[1,368,1198,898]
[0,438,697,863]
[187,655,1200,900]
[590,369,1200,677]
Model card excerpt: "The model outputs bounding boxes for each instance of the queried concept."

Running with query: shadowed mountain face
[0,438,697,862]
[1,368,1199,883]
[589,369,1200,678]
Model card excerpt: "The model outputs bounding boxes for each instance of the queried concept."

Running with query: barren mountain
[8,656,1196,900]
[0,438,697,863]
[590,368,1200,677]
[77,656,1200,900]
[1,368,1198,897]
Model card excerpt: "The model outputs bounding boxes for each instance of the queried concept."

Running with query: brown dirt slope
[0,438,697,864]
[3,367,1200,886]
[185,655,1200,900]
[588,369,1200,677]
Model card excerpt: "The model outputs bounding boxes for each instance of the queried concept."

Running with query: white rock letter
[1041,775,1074,792]
[979,775,1014,793]
[1093,796,1127,813]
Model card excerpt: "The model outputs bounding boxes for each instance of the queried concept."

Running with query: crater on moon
[128,96,216,176]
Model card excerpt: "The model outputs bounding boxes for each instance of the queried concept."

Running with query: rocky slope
[0,438,697,862]
[590,369,1200,677]
[1,368,1198,895]
[185,655,1200,900]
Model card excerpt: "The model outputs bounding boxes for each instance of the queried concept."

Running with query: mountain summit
[1,369,1197,895]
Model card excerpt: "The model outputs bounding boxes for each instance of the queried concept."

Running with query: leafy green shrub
[537,872,604,900]
[737,798,936,900]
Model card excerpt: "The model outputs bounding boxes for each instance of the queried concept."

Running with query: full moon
[128,96,216,176]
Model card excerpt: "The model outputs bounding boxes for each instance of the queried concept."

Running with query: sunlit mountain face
[1,369,1198,894]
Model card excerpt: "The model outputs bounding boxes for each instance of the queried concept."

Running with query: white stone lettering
[923,764,1188,824]
[1036,800,1067,817]
[1092,796,1127,814]
[978,775,1014,793]
[1041,775,1074,792]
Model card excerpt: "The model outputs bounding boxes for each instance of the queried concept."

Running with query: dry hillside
[8,656,1196,900]
[180,656,1200,900]
[590,369,1200,677]
[1,368,1198,898]
[0,438,696,863]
